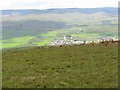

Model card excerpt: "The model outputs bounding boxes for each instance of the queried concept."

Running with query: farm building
[64,35,72,40]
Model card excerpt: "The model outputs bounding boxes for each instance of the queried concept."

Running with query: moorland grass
[2,43,118,88]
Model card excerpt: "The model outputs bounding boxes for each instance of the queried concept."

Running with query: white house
[64,35,72,40]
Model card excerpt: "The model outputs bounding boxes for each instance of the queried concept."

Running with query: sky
[0,0,119,10]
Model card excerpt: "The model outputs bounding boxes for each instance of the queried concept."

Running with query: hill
[2,43,118,88]
[1,7,118,49]
[1,7,117,15]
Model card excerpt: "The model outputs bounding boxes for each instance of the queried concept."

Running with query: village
[49,35,119,46]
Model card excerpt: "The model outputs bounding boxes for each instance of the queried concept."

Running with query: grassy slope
[1,36,34,49]
[3,12,117,25]
[2,20,66,40]
[2,43,118,88]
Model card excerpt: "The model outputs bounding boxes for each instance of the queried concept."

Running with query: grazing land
[2,43,118,88]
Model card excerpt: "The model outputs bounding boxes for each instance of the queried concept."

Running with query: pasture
[2,43,118,88]
[1,36,34,48]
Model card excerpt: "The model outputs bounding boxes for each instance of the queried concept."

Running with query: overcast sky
[0,0,119,10]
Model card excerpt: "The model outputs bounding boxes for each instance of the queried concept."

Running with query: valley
[1,8,118,49]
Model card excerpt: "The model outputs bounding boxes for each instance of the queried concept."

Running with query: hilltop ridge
[1,7,117,16]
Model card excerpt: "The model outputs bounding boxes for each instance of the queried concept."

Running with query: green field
[2,43,118,88]
[1,36,34,49]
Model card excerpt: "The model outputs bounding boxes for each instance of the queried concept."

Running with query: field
[2,43,118,88]
[1,36,34,49]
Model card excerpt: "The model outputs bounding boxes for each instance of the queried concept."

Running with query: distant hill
[1,7,118,49]
[1,7,117,16]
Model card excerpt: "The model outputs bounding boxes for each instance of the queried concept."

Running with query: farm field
[2,43,118,88]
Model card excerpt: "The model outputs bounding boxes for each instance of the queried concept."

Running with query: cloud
[0,0,119,10]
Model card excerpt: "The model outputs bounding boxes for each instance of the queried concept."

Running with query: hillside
[2,43,118,88]
[1,7,118,49]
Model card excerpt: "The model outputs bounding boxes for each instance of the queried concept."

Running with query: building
[64,35,72,40]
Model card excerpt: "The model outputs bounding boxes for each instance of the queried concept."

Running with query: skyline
[0,0,119,10]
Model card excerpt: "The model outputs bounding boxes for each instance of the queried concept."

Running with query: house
[64,35,72,40]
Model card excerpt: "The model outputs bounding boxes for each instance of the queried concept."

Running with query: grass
[1,36,34,49]
[35,39,52,46]
[2,43,118,88]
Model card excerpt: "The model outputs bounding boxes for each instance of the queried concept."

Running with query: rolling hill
[1,7,117,15]
[1,7,118,49]
[2,43,118,88]
[2,7,118,88]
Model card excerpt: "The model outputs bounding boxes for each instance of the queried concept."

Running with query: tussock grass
[2,43,118,88]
